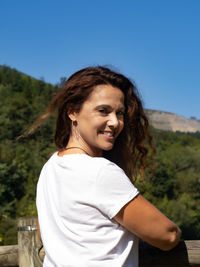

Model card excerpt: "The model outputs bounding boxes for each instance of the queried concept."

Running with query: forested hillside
[0,65,200,245]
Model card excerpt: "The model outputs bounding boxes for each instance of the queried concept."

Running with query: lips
[99,131,115,138]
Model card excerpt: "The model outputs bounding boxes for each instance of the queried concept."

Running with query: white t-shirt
[36,153,139,267]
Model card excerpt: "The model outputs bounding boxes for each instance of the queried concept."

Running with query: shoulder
[96,158,129,182]
[43,153,117,175]
[95,157,137,195]
[93,158,139,219]
[41,153,126,180]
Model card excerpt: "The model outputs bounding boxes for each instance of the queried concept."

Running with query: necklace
[65,146,90,156]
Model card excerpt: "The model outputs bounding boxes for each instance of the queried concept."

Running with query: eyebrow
[95,104,125,111]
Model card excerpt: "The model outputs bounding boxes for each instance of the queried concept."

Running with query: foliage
[176,130,200,140]
[0,216,17,245]
[1,65,200,244]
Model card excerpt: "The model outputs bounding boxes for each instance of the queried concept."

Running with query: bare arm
[114,194,181,251]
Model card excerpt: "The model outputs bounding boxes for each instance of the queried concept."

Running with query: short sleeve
[95,161,139,219]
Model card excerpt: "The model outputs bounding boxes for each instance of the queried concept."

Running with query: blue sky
[1,0,200,119]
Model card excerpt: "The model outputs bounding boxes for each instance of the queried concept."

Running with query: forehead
[85,84,124,105]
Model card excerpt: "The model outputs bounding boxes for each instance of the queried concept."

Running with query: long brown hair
[26,66,153,181]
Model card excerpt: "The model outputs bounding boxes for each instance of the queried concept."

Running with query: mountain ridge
[146,109,200,133]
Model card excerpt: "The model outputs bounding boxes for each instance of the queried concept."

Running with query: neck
[65,146,90,156]
[66,136,102,157]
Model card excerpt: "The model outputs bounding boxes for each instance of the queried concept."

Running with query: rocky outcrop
[146,109,200,132]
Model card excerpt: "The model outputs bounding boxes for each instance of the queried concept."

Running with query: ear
[68,110,78,122]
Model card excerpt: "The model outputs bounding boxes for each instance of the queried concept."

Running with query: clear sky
[1,0,200,119]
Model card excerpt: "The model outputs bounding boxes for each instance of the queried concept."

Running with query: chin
[101,144,114,151]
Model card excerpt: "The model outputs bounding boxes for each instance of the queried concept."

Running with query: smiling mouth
[99,131,115,137]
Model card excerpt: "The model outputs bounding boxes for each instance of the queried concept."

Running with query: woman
[36,66,181,267]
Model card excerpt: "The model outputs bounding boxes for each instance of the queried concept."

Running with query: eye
[98,108,109,115]
[117,110,125,116]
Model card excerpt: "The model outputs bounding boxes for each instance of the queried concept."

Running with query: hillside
[146,109,200,133]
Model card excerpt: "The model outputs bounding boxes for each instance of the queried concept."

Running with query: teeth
[102,131,113,137]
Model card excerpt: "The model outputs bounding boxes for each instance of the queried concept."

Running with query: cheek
[116,121,124,137]
[80,117,102,134]
[119,120,124,131]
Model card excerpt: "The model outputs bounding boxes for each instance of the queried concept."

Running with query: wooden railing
[0,217,200,267]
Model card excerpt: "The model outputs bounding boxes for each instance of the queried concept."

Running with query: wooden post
[0,245,18,267]
[18,217,42,267]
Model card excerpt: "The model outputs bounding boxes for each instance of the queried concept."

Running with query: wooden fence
[0,217,200,267]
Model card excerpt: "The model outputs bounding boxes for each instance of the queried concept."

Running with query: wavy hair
[26,66,153,181]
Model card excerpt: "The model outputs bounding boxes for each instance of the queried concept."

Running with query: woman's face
[69,84,125,156]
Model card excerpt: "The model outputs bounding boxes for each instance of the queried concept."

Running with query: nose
[107,113,119,128]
